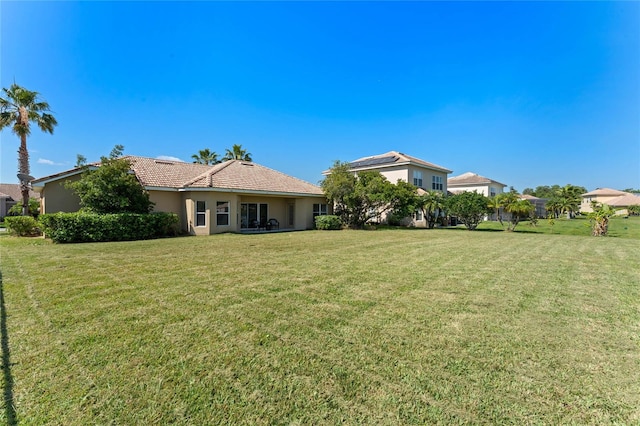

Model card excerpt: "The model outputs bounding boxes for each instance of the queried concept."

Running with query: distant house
[325,151,452,227]
[520,194,547,218]
[0,183,40,218]
[580,188,640,215]
[31,156,328,235]
[447,172,507,198]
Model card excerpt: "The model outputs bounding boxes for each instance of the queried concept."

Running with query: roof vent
[240,162,254,166]
[154,160,175,165]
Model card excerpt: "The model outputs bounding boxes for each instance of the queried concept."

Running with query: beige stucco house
[326,151,452,227]
[31,156,329,235]
[580,188,640,215]
[447,172,507,197]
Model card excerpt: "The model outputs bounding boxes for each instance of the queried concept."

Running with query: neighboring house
[520,194,547,218]
[580,188,640,215]
[328,151,452,227]
[447,172,507,197]
[31,156,329,235]
[447,172,507,221]
[0,183,40,218]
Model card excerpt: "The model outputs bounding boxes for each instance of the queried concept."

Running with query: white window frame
[195,201,206,227]
[216,201,230,226]
[432,175,443,191]
[413,171,423,188]
[313,203,328,218]
[414,209,423,221]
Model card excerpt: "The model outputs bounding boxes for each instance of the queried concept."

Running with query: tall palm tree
[222,144,252,162]
[191,148,219,165]
[0,83,57,215]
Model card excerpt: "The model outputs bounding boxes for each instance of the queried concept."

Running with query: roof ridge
[182,160,236,187]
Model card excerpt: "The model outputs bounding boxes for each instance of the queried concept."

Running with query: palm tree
[222,144,252,162]
[487,195,505,225]
[0,83,57,215]
[504,198,534,231]
[191,148,219,165]
[557,184,582,219]
[418,190,445,229]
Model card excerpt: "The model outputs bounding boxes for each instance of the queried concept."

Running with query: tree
[446,191,491,230]
[0,83,58,215]
[501,195,534,231]
[8,198,40,218]
[588,202,615,236]
[321,161,415,229]
[191,148,220,165]
[222,144,252,162]
[66,146,153,214]
[418,190,445,229]
[557,184,582,219]
[487,195,504,225]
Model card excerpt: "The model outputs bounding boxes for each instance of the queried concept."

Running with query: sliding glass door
[240,203,268,228]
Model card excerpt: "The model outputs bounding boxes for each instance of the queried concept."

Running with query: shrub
[5,216,42,237]
[39,212,180,243]
[315,215,342,230]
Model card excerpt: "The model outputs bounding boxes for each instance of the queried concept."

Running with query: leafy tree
[588,202,615,236]
[321,161,416,229]
[628,204,640,216]
[446,191,491,230]
[622,188,640,194]
[8,197,40,218]
[191,148,220,165]
[417,190,445,229]
[66,146,153,214]
[222,144,252,161]
[0,83,57,215]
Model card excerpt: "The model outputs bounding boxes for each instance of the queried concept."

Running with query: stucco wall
[40,176,82,213]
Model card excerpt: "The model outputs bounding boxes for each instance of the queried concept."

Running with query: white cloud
[37,158,65,166]
[156,155,184,162]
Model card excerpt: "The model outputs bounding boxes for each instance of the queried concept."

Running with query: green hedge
[314,215,342,230]
[39,212,180,243]
[5,216,42,237]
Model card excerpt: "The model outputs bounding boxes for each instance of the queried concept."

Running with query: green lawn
[1,221,639,424]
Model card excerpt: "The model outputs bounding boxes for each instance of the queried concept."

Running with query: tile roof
[0,183,40,200]
[186,160,324,195]
[32,156,324,196]
[347,151,452,173]
[448,172,506,187]
[581,187,628,197]
[606,193,640,207]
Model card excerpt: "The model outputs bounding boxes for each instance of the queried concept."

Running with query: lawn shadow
[0,271,17,425]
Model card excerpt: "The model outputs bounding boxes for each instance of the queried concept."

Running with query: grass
[0,219,639,424]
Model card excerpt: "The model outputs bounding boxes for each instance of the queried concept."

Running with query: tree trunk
[18,107,31,216]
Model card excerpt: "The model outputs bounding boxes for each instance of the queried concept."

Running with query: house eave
[179,187,325,198]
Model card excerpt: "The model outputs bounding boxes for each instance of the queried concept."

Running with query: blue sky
[1,1,639,191]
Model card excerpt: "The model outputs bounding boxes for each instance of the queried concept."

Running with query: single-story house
[0,183,40,218]
[580,188,640,215]
[31,156,329,235]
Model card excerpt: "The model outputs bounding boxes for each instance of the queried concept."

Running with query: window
[195,201,206,227]
[240,203,268,228]
[216,201,229,226]
[490,187,497,197]
[313,203,328,218]
[414,209,423,221]
[413,171,423,188]
[432,176,443,191]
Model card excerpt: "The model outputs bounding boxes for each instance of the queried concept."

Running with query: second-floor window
[432,176,443,191]
[413,171,423,188]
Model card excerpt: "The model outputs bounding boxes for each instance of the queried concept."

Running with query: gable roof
[581,187,629,197]
[448,172,506,187]
[32,156,324,197]
[186,160,324,195]
[0,183,40,200]
[346,151,452,174]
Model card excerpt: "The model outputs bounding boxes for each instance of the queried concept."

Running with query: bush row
[314,215,342,230]
[39,212,180,243]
